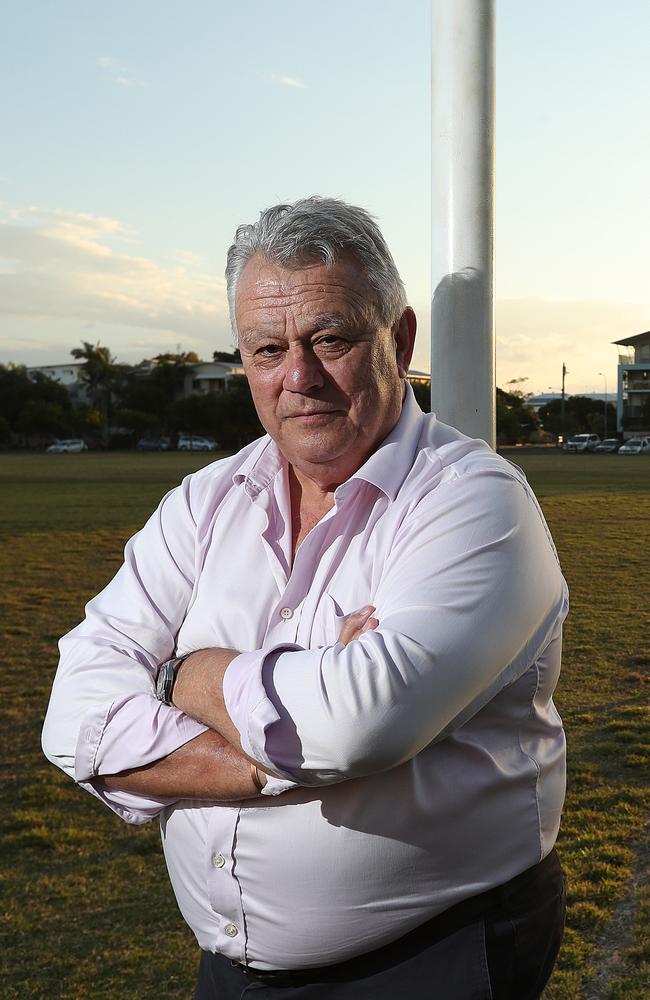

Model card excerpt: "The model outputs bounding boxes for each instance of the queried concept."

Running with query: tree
[17,400,71,438]
[114,407,160,442]
[409,380,431,413]
[70,342,126,442]
[0,364,30,428]
[117,380,168,428]
[71,406,104,437]
[504,376,531,399]
[147,352,200,402]
[0,365,71,428]
[166,378,263,449]
[213,348,242,363]
[537,396,616,438]
[496,386,540,445]
[206,378,264,449]
[166,393,207,438]
[0,364,75,444]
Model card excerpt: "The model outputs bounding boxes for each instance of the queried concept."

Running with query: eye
[257,344,283,357]
[315,334,346,349]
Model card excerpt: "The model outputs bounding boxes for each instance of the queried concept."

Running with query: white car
[565,433,600,453]
[177,435,218,452]
[594,438,621,453]
[46,438,88,453]
[618,436,650,455]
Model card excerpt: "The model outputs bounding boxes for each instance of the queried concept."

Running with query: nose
[282,344,325,393]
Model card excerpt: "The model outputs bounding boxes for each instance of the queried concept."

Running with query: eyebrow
[309,313,349,331]
[241,312,366,345]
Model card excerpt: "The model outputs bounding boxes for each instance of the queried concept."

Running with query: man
[43,197,568,999]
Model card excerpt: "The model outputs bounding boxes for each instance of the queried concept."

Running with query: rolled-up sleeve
[223,469,568,786]
[42,477,205,823]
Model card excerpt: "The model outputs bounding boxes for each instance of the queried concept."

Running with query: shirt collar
[233,381,426,504]
[337,382,425,503]
[232,436,284,500]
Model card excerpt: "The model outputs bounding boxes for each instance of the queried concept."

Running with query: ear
[394,307,417,378]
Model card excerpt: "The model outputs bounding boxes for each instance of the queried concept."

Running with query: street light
[561,364,568,446]
[598,372,608,438]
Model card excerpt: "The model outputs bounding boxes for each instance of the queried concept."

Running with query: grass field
[1,450,648,999]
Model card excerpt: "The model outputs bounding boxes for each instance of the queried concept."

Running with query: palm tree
[150,352,200,399]
[71,342,125,444]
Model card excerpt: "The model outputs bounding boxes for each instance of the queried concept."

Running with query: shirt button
[211,853,226,869]
[280,607,293,620]
[224,923,238,938]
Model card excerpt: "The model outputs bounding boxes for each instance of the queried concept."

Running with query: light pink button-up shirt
[42,386,568,970]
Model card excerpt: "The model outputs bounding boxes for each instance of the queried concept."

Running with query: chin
[286,434,351,469]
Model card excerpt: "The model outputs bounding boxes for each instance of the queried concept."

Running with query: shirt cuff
[260,774,299,797]
[74,692,208,821]
[75,692,207,781]
[223,644,301,783]
[78,778,178,825]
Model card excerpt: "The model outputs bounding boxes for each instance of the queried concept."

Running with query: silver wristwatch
[155,654,190,706]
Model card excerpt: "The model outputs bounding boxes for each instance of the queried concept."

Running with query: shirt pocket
[309,591,351,649]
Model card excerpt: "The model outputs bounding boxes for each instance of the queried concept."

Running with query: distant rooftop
[525,392,616,410]
[613,330,650,347]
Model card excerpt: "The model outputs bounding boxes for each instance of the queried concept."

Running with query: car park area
[618,436,650,455]
[45,439,88,453]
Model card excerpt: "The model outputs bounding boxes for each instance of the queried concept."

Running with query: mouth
[286,410,342,423]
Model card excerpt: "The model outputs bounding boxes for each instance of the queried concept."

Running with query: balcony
[621,414,650,431]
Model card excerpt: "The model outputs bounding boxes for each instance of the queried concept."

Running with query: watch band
[156,654,190,706]
[250,763,264,792]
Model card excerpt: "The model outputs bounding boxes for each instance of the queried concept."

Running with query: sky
[1,0,649,396]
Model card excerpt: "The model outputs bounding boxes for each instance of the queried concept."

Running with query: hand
[337,605,379,645]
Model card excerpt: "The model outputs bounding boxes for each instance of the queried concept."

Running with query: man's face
[236,253,416,486]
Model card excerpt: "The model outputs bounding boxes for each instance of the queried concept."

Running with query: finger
[361,616,379,633]
[337,606,376,645]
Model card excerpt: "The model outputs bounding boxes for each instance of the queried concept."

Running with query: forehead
[235,253,377,334]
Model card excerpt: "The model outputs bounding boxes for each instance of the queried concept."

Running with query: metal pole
[561,363,567,444]
[598,372,607,438]
[430,0,495,447]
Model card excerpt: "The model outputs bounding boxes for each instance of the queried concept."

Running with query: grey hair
[225,196,407,338]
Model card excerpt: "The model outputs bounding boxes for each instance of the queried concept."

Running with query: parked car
[46,438,88,453]
[618,436,650,455]
[177,435,219,451]
[564,433,600,453]
[137,436,170,451]
[594,438,621,453]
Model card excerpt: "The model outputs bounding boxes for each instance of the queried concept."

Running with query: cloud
[271,74,306,90]
[0,207,230,359]
[97,55,148,88]
[171,248,204,268]
[113,75,148,88]
[407,296,649,393]
[495,298,650,393]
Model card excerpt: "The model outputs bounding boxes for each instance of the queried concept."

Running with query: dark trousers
[195,850,566,1000]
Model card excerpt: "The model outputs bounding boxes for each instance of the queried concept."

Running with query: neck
[288,466,337,558]
[288,464,337,511]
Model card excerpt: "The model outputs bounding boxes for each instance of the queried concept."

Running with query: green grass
[499,449,650,496]
[1,451,648,999]
[0,451,219,535]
